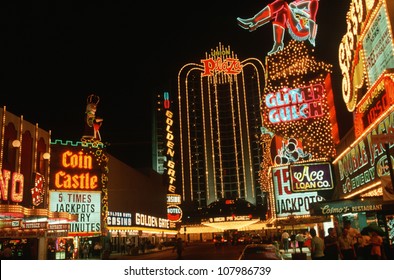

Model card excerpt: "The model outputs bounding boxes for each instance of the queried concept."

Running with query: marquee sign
[339,0,394,112]
[49,191,101,234]
[272,165,326,217]
[362,2,394,87]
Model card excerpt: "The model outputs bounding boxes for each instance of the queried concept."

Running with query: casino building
[0,107,76,260]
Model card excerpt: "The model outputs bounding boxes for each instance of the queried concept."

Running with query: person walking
[338,228,356,260]
[173,238,184,259]
[370,230,383,260]
[296,231,306,253]
[310,228,325,260]
[324,227,339,260]
[281,231,290,252]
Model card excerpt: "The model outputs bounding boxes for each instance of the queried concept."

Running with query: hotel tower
[176,44,266,218]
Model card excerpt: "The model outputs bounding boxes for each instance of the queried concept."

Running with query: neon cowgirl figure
[237,0,319,55]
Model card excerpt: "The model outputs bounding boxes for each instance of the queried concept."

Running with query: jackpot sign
[272,165,326,218]
[50,191,101,234]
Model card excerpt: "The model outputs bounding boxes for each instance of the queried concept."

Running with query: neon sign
[167,205,182,222]
[290,162,334,192]
[265,84,324,123]
[0,169,23,203]
[165,110,176,194]
[336,110,394,196]
[163,91,170,109]
[53,150,98,190]
[338,0,367,111]
[237,0,319,55]
[201,57,242,77]
[135,212,170,229]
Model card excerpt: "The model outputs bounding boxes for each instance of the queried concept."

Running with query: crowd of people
[279,220,387,260]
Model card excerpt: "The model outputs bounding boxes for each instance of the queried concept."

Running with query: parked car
[238,243,284,260]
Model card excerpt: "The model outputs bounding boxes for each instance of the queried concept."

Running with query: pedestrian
[82,243,89,259]
[281,231,290,252]
[357,230,371,259]
[343,219,360,257]
[295,231,306,253]
[173,238,184,259]
[338,228,356,260]
[324,227,339,260]
[370,230,383,260]
[310,228,325,260]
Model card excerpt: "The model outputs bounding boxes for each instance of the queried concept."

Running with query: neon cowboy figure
[237,0,319,55]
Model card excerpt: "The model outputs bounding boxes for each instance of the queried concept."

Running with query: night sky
[1,1,352,168]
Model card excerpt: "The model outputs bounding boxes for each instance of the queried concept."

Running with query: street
[110,242,246,260]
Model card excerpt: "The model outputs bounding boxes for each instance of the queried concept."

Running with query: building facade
[176,44,266,220]
[0,107,76,260]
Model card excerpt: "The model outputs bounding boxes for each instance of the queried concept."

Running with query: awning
[201,219,261,231]
[0,204,78,221]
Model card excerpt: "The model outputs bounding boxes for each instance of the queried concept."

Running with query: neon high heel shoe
[267,43,284,55]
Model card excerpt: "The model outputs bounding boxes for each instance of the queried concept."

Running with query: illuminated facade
[152,91,182,227]
[310,0,394,252]
[334,0,394,204]
[0,107,76,260]
[259,40,339,227]
[49,140,109,237]
[152,91,169,175]
[177,44,266,214]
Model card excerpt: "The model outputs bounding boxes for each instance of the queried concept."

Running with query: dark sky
[1,1,352,168]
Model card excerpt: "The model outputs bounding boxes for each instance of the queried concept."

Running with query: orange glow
[54,170,98,190]
[201,57,242,77]
[61,150,93,169]
[0,169,24,203]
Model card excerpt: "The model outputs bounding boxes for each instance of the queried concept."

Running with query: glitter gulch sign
[265,84,324,124]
